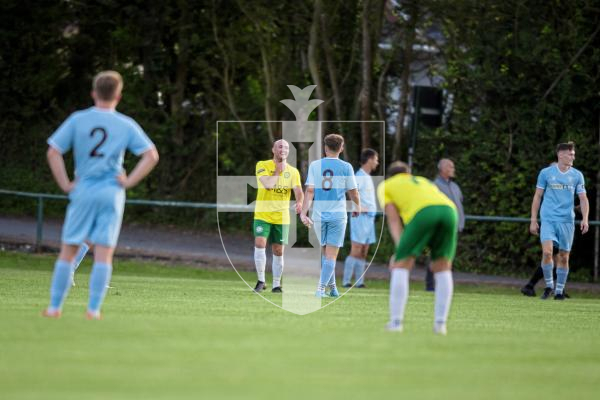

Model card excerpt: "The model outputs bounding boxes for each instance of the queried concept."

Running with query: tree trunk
[319,0,350,160]
[169,1,191,188]
[211,5,247,139]
[376,55,392,122]
[359,0,372,150]
[392,9,418,161]
[309,0,327,123]
[171,15,189,147]
[373,0,389,124]
[320,2,342,123]
[237,0,275,142]
[259,44,276,143]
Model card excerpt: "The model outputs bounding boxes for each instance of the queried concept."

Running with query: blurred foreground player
[43,71,159,319]
[378,162,457,335]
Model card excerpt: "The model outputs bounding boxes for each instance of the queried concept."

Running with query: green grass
[1,251,600,400]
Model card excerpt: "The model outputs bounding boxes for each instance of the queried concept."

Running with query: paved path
[0,215,251,270]
[1,215,598,292]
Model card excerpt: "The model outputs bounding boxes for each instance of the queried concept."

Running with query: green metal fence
[2,188,598,246]
[1,189,224,249]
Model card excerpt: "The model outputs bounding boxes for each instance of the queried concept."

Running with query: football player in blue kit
[343,148,379,289]
[300,133,360,298]
[530,142,589,300]
[42,71,159,319]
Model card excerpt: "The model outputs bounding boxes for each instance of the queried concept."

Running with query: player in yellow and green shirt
[377,161,458,335]
[252,140,303,293]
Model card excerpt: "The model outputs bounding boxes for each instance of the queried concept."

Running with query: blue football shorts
[350,213,376,245]
[540,221,575,252]
[62,178,125,247]
[313,219,347,248]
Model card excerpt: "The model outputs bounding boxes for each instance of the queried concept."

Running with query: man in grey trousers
[425,158,465,290]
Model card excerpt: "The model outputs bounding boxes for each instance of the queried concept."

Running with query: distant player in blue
[530,142,589,300]
[42,71,159,319]
[300,134,360,298]
[343,148,379,289]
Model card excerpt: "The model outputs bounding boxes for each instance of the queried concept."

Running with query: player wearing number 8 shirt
[300,134,360,298]
[43,71,159,320]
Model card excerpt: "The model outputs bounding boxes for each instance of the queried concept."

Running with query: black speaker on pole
[412,86,443,127]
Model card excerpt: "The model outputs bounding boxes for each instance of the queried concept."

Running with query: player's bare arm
[384,203,402,246]
[579,192,589,234]
[47,146,74,193]
[293,185,304,214]
[300,186,314,226]
[258,172,282,189]
[529,188,544,235]
[117,147,159,189]
[348,188,361,217]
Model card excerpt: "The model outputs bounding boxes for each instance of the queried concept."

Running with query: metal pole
[36,196,44,252]
[595,112,600,282]
[594,172,599,281]
[408,86,420,169]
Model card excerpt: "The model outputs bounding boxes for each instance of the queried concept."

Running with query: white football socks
[254,247,266,282]
[434,270,453,331]
[272,255,284,288]
[389,268,409,326]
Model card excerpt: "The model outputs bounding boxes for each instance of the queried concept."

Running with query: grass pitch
[1,250,600,400]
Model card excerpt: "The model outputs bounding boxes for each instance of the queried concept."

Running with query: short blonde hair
[92,71,123,101]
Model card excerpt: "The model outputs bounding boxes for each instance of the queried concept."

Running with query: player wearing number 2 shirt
[43,71,158,320]
[300,134,360,298]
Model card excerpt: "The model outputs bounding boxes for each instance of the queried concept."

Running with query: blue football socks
[319,259,335,292]
[355,258,366,286]
[49,260,74,311]
[342,256,355,286]
[555,268,569,295]
[541,263,554,289]
[88,262,113,313]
